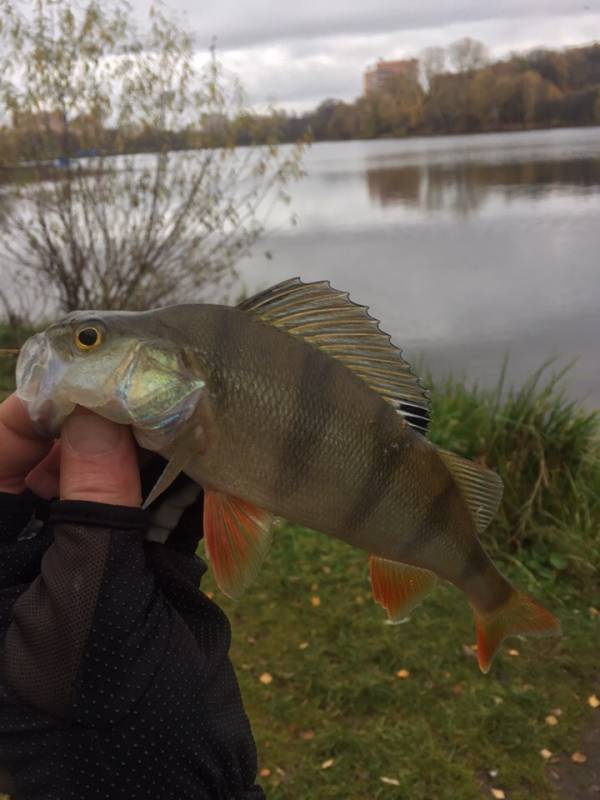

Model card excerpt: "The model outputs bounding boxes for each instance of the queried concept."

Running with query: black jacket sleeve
[0,491,52,593]
[0,495,264,800]
[2,501,154,720]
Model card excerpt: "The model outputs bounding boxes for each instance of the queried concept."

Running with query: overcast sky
[134,1,600,112]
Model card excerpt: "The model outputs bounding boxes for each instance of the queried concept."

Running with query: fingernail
[64,411,123,456]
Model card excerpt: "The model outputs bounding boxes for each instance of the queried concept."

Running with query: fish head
[16,310,206,450]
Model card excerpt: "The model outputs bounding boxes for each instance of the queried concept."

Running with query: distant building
[363,59,419,95]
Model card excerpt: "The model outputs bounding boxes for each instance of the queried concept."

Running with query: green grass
[0,334,598,798]
[215,533,597,800]
[428,362,600,590]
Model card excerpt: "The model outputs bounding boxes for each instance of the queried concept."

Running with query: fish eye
[75,326,103,351]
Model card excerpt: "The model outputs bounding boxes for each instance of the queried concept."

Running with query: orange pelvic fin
[204,490,273,600]
[474,590,561,673]
[369,556,437,621]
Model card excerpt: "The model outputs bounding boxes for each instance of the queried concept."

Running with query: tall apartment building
[363,58,420,94]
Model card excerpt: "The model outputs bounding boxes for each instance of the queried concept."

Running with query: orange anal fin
[369,556,437,622]
[204,491,273,600]
[474,590,561,673]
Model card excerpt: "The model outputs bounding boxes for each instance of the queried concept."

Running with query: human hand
[0,394,141,506]
[0,393,54,494]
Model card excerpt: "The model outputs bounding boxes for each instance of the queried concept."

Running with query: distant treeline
[2,40,600,165]
[239,41,600,143]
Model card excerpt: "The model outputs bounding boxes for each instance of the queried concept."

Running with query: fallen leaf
[571,752,587,764]
[462,644,477,658]
[508,648,519,657]
[490,789,506,799]
[205,591,214,599]
[276,767,285,777]
[321,759,334,769]
[299,642,309,650]
[300,730,315,741]
[311,596,321,607]
[588,694,600,709]
[540,749,553,760]
[322,565,331,574]
[589,607,599,617]
[396,669,410,679]
[380,777,400,786]
[259,768,271,778]
[453,683,464,696]
[545,715,559,726]
[259,672,273,685]
[551,708,562,716]
[311,582,319,591]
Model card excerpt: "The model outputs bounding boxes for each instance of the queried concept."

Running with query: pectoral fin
[141,424,207,509]
[369,556,437,621]
[204,491,274,600]
[140,390,213,510]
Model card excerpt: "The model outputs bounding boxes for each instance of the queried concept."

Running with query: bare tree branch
[0,0,305,315]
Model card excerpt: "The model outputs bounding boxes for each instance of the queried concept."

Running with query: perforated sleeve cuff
[49,499,149,531]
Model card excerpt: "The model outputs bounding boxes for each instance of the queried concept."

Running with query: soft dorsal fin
[238,278,430,434]
[437,448,503,533]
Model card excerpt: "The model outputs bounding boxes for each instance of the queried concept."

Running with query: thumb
[60,408,141,507]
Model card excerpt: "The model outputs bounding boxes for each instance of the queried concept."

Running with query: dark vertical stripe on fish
[210,309,242,409]
[457,538,492,582]
[458,539,512,609]
[401,475,455,558]
[274,348,335,498]
[345,402,405,532]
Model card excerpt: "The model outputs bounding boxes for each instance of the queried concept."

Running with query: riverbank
[0,341,597,798]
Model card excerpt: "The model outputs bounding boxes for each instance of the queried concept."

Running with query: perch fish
[15,278,561,671]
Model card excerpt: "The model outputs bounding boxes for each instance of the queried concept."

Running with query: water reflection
[365,157,600,215]
[0,189,14,228]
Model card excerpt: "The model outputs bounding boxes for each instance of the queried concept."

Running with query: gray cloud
[157,0,599,50]
[144,1,600,111]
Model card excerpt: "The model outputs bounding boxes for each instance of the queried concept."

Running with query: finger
[25,441,61,500]
[60,407,141,507]
[0,394,54,493]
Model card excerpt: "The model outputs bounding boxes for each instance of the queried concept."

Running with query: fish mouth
[16,333,74,436]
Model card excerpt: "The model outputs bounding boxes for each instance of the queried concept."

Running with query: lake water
[238,127,600,406]
[2,127,599,404]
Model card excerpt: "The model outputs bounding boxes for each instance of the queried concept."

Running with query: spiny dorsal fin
[437,449,503,534]
[238,278,430,434]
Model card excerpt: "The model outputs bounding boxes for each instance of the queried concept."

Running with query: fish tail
[473,588,561,673]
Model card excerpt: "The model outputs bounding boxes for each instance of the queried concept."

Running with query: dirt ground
[549,716,600,799]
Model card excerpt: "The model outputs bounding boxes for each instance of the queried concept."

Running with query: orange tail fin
[474,590,561,673]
